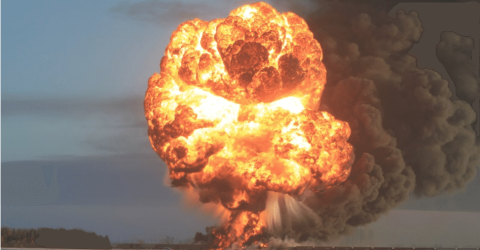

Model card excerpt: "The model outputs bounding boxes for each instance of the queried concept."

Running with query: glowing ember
[144,2,354,248]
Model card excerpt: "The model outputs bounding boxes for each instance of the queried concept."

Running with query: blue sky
[1,0,480,246]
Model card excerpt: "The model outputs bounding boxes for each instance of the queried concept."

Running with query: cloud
[1,94,160,161]
[1,95,145,127]
[1,153,176,206]
[109,0,220,25]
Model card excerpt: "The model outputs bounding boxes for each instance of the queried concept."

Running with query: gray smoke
[264,0,480,243]
[437,31,480,103]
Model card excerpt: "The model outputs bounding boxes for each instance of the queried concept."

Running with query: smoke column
[259,0,480,242]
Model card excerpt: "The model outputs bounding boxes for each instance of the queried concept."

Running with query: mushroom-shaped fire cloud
[144,2,354,248]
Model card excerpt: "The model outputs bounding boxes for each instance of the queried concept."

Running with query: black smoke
[261,0,480,242]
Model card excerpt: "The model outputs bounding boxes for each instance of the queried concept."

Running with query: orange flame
[144,2,354,248]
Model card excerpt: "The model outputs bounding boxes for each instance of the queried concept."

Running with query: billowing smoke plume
[437,31,480,104]
[258,0,480,242]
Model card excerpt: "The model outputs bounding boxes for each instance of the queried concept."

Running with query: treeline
[1,227,111,249]
[1,227,39,248]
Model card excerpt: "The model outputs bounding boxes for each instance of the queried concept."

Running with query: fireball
[144,2,354,248]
